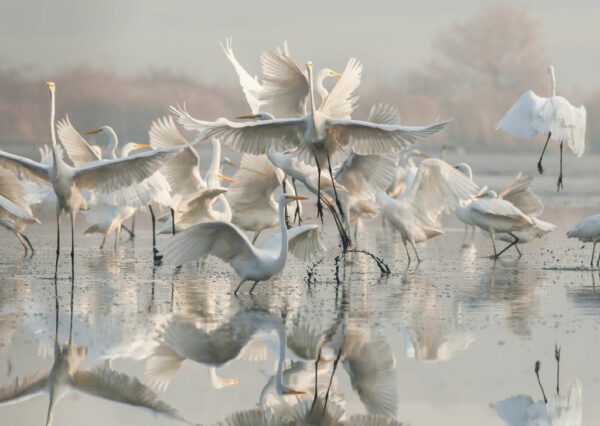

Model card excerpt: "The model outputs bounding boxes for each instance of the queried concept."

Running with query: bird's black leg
[496,233,520,257]
[121,224,135,238]
[234,280,245,295]
[403,241,411,264]
[21,233,35,257]
[314,156,324,223]
[538,132,551,174]
[170,208,176,235]
[55,208,61,278]
[148,205,162,265]
[535,360,548,404]
[249,280,260,294]
[292,178,302,225]
[309,347,322,414]
[555,344,561,395]
[596,244,600,267]
[130,213,136,238]
[326,151,345,222]
[282,179,292,228]
[514,244,522,257]
[591,242,596,268]
[410,240,421,263]
[323,347,343,415]
[490,231,498,259]
[557,141,564,192]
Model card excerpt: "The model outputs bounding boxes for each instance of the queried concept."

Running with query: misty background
[0,1,598,157]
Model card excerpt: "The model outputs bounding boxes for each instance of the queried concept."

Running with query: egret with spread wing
[159,194,324,294]
[497,65,586,191]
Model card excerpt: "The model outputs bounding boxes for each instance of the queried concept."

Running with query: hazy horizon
[2,0,600,91]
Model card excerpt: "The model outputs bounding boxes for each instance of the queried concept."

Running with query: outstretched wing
[227,155,283,208]
[171,104,304,155]
[498,173,544,217]
[261,224,324,261]
[320,57,362,120]
[73,147,178,193]
[220,37,263,114]
[159,220,256,266]
[72,367,185,421]
[335,153,397,197]
[0,372,48,406]
[56,115,102,166]
[496,90,548,140]
[259,50,309,117]
[367,103,401,125]
[343,332,398,417]
[0,151,50,186]
[403,159,480,226]
[149,116,204,199]
[540,96,586,157]
[0,169,34,212]
[326,118,449,155]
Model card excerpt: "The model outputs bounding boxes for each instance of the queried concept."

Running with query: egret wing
[227,155,283,208]
[56,115,102,165]
[261,224,324,261]
[171,105,304,155]
[72,367,184,421]
[496,90,547,140]
[471,198,534,225]
[403,159,480,226]
[0,372,48,406]
[335,153,397,197]
[73,148,178,193]
[342,333,398,416]
[326,118,449,155]
[498,173,544,217]
[159,221,256,266]
[259,50,309,117]
[346,415,404,426]
[220,38,263,114]
[367,103,401,125]
[539,96,586,157]
[320,57,362,120]
[0,151,50,186]
[0,169,33,210]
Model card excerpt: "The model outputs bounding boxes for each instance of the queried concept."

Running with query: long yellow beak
[287,195,307,201]
[236,114,259,119]
[134,143,150,149]
[219,174,236,183]
[46,81,55,89]
[85,129,102,135]
[283,389,306,395]
[330,71,343,78]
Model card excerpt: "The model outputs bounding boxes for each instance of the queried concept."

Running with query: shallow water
[0,153,599,425]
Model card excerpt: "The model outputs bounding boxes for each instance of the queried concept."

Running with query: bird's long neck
[104,127,118,159]
[549,66,556,97]
[274,325,288,393]
[316,71,329,106]
[49,89,61,168]
[276,200,289,265]
[206,138,221,187]
[307,67,317,116]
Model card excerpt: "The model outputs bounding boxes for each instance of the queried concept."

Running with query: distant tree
[408,4,548,149]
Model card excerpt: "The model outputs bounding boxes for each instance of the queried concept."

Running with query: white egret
[567,214,600,267]
[172,61,448,219]
[227,154,286,243]
[377,159,480,262]
[57,116,174,259]
[0,82,184,275]
[456,190,535,258]
[0,169,40,255]
[158,187,228,234]
[159,194,324,294]
[497,65,586,191]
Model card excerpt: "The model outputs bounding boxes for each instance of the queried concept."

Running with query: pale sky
[1,0,599,90]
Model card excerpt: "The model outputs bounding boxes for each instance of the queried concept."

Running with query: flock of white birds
[0,39,597,294]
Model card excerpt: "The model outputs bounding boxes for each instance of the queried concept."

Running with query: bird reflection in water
[492,345,582,426]
[0,279,189,426]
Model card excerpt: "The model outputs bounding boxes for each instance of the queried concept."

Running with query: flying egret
[159,194,324,294]
[497,65,586,191]
[172,61,448,220]
[377,159,480,262]
[567,214,600,267]
[0,82,185,276]
[0,169,40,256]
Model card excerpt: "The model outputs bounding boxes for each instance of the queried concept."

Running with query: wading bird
[567,214,600,267]
[0,82,184,276]
[159,194,324,294]
[497,65,586,191]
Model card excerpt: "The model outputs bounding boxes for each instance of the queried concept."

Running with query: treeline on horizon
[0,5,598,157]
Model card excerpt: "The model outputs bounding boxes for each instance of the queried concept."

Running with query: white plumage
[567,214,600,266]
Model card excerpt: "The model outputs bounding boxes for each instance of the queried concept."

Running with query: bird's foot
[153,248,163,266]
[316,200,324,224]
[556,174,564,192]
[537,161,544,175]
